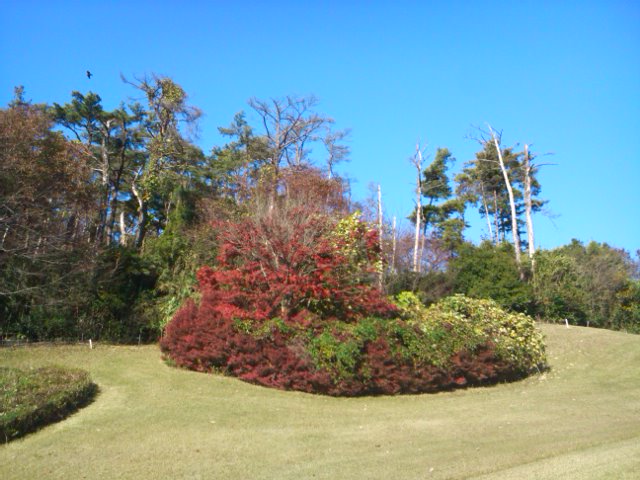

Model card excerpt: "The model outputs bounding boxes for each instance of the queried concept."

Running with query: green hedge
[0,366,98,443]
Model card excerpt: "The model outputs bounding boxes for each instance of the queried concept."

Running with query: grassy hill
[1,324,638,479]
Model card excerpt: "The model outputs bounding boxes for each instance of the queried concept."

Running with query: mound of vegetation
[0,366,98,443]
[396,293,546,375]
[160,181,546,396]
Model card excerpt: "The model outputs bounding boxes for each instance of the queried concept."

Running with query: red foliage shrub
[161,169,526,396]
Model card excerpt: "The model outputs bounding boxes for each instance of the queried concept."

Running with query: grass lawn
[0,324,638,479]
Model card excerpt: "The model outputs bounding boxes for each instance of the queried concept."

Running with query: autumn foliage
[161,168,542,395]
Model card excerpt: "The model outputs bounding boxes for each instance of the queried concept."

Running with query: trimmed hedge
[0,366,98,443]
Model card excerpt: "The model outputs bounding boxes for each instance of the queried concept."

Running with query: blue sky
[2,0,638,254]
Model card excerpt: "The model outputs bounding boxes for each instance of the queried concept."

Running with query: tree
[0,88,95,336]
[124,75,203,247]
[519,144,549,272]
[247,95,344,210]
[409,146,465,273]
[192,166,388,323]
[418,147,465,258]
[451,242,533,313]
[411,144,423,273]
[533,240,639,331]
[52,91,147,246]
[322,126,350,179]
[209,111,271,203]
[457,139,519,245]
[488,126,521,268]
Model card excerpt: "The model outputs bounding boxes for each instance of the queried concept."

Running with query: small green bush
[0,366,98,443]
[396,292,547,373]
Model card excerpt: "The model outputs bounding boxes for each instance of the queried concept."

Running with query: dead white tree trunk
[1,225,9,250]
[131,174,147,248]
[119,211,127,246]
[418,227,426,272]
[489,126,521,268]
[412,144,423,273]
[377,184,384,290]
[523,144,535,271]
[480,182,494,243]
[391,216,397,275]
[493,190,501,242]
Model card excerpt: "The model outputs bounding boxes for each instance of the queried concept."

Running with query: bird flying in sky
[86,70,92,79]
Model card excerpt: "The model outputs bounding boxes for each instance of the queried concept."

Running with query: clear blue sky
[2,0,638,254]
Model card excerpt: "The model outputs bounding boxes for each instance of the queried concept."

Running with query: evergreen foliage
[450,241,534,313]
[1,80,638,345]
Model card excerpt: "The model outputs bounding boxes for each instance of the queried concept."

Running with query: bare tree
[248,95,336,211]
[391,216,397,275]
[377,184,383,289]
[411,144,424,273]
[322,126,350,179]
[523,144,535,269]
[487,125,522,269]
[521,144,554,273]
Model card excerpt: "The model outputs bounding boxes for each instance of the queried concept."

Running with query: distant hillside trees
[0,77,638,342]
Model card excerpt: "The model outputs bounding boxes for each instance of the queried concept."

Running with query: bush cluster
[161,208,547,396]
[162,292,545,396]
[0,366,98,443]
[396,293,547,373]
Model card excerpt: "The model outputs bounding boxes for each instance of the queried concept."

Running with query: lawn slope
[0,324,638,479]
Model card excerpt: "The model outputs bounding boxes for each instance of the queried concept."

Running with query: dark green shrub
[0,366,98,443]
[533,241,640,332]
[450,241,534,313]
[385,270,454,306]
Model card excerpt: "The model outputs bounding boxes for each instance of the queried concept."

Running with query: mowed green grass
[0,324,638,479]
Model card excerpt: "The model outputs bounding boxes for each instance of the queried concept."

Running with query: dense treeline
[1,78,638,342]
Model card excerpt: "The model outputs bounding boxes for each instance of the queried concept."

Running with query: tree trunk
[480,182,494,243]
[493,190,501,243]
[131,179,147,248]
[119,211,127,246]
[523,144,536,271]
[377,184,384,289]
[412,145,422,274]
[491,129,522,268]
[391,216,397,275]
[418,229,426,272]
[96,120,113,245]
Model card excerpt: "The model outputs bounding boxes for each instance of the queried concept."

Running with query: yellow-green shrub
[395,292,547,373]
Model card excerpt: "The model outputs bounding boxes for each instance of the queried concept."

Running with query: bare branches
[248,95,340,172]
[247,95,347,213]
[322,127,351,178]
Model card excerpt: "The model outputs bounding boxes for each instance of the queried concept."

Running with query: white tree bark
[412,145,423,273]
[480,182,494,243]
[391,216,397,275]
[119,211,127,246]
[377,183,384,289]
[523,144,536,270]
[489,126,521,267]
[131,174,147,248]
[493,190,501,242]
